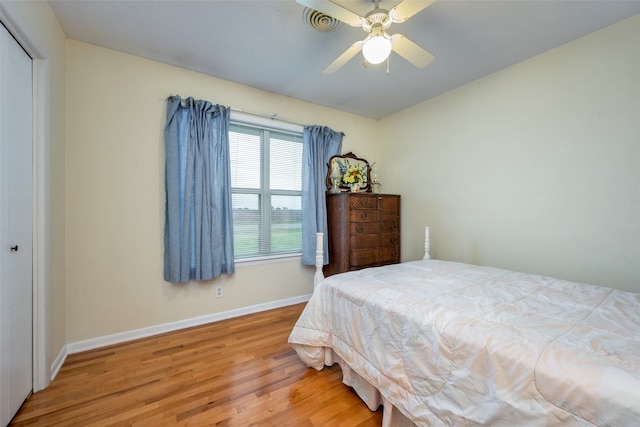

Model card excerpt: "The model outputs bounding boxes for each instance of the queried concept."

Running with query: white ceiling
[48,0,640,119]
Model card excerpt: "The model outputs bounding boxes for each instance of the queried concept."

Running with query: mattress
[288,260,640,426]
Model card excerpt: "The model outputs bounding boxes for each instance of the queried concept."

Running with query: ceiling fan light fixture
[362,34,392,65]
[298,0,435,74]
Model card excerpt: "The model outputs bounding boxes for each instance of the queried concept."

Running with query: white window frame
[229,110,304,266]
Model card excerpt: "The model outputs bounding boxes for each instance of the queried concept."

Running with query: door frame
[1,4,51,391]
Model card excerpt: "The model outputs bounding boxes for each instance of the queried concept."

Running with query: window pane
[230,121,302,260]
[229,125,261,189]
[271,195,302,253]
[270,132,302,191]
[232,193,260,257]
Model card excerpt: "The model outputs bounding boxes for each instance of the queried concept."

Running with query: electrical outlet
[215,285,223,298]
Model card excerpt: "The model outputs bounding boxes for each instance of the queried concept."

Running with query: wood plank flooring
[11,303,383,426]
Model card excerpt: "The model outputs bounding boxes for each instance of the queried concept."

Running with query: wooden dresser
[324,193,400,277]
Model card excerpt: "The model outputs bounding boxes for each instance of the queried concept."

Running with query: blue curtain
[164,96,234,282]
[301,126,343,265]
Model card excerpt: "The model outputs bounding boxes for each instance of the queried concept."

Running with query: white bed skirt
[299,344,417,427]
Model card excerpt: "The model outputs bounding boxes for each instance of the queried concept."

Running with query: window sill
[235,253,302,268]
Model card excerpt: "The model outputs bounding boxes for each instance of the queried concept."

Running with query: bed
[288,229,640,426]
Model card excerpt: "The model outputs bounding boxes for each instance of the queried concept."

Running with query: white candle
[424,226,431,260]
[331,162,340,176]
[316,232,324,252]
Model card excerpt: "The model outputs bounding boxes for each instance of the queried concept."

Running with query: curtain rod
[232,108,346,136]
[167,97,305,127]
[231,108,308,128]
[166,96,344,135]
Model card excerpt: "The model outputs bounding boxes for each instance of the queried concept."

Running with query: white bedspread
[288,260,640,426]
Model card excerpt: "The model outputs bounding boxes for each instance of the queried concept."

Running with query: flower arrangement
[342,166,364,187]
[333,157,368,192]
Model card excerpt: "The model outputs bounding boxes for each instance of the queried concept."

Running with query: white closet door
[0,22,33,426]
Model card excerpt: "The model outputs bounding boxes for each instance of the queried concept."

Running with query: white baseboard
[50,344,68,383]
[63,294,312,359]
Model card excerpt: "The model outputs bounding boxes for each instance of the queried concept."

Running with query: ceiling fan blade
[389,0,436,22]
[390,34,434,68]
[296,0,364,27]
[323,41,364,74]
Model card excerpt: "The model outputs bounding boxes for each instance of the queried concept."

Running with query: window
[229,116,303,261]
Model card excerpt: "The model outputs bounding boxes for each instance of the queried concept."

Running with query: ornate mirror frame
[326,152,371,192]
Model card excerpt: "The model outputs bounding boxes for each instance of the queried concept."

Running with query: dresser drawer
[349,209,378,222]
[380,212,398,222]
[350,249,378,267]
[349,196,377,209]
[380,221,398,233]
[379,196,399,212]
[350,234,379,250]
[380,232,399,248]
[379,247,399,264]
[350,222,379,235]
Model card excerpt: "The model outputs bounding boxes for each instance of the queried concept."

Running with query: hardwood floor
[11,303,383,426]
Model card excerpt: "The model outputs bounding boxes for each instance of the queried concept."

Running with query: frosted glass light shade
[362,35,392,65]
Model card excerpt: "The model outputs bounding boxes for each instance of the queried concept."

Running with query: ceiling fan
[297,0,436,73]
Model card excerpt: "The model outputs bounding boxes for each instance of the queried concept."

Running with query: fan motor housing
[363,9,391,32]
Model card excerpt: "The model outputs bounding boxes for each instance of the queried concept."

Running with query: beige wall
[11,3,639,352]
[379,14,640,292]
[65,40,379,342]
[1,0,67,382]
